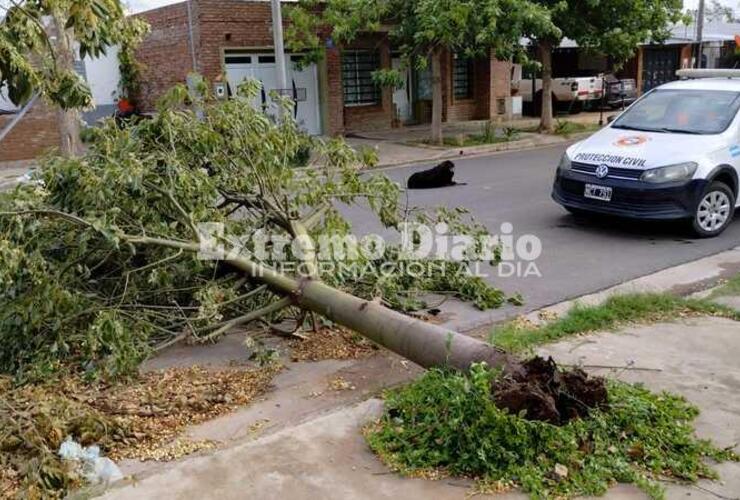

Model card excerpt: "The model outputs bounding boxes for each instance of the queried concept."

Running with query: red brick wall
[325,47,344,135]
[0,101,61,162]
[134,2,195,111]
[195,0,276,83]
[444,51,491,122]
[490,58,512,117]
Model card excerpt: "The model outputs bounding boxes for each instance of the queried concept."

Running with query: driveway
[344,143,740,327]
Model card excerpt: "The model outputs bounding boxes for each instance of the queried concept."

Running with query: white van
[552,69,740,237]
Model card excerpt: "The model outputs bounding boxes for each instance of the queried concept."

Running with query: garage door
[224,51,322,136]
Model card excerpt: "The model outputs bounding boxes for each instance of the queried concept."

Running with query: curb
[369,132,593,172]
[519,246,740,326]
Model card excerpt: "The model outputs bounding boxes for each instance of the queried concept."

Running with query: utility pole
[270,0,289,94]
[696,0,706,68]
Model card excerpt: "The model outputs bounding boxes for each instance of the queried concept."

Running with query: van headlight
[558,154,572,172]
[640,162,698,183]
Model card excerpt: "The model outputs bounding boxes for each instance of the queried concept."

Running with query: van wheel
[690,182,735,238]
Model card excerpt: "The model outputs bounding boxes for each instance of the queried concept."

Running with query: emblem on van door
[595,164,609,179]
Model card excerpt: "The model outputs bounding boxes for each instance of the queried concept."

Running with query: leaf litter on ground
[0,364,280,498]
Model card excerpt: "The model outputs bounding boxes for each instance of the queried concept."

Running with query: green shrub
[367,365,737,499]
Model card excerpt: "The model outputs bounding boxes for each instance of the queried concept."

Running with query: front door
[391,58,413,123]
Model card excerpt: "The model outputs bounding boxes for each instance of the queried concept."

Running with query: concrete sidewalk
[0,160,34,190]
[346,112,614,167]
[347,131,575,169]
[99,311,740,500]
[344,110,616,168]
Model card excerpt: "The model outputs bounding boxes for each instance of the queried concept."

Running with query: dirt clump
[493,356,608,425]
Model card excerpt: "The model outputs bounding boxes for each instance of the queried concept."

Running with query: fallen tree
[0,79,522,381]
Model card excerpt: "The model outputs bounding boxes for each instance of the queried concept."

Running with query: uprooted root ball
[366,362,738,499]
[494,356,608,425]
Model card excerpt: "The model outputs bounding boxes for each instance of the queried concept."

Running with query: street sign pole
[270,0,289,99]
[696,0,705,69]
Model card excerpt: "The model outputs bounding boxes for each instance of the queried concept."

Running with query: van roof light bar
[676,69,740,79]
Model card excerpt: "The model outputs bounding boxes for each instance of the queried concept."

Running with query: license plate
[584,184,612,202]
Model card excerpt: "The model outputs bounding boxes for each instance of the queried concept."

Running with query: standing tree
[703,0,737,23]
[0,0,147,156]
[533,0,686,132]
[288,0,557,145]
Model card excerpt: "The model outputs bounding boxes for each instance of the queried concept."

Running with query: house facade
[134,0,516,136]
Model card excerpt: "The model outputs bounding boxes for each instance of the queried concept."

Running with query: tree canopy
[529,0,686,130]
[0,0,145,109]
[551,0,686,62]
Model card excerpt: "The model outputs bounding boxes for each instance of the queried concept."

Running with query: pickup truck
[511,65,604,114]
[604,74,638,109]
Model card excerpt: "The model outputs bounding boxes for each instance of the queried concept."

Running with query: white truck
[511,64,603,114]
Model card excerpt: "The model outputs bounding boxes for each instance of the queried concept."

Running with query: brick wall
[195,0,276,82]
[444,52,493,122]
[490,58,512,117]
[134,2,195,110]
[0,100,61,162]
[325,47,344,135]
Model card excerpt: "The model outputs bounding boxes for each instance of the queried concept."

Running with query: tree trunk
[539,40,554,133]
[128,234,525,377]
[52,10,81,157]
[57,109,81,157]
[430,48,444,145]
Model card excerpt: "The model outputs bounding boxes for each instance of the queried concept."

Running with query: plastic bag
[58,437,123,484]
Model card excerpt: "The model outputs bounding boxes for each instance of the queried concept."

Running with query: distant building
[132,0,518,136]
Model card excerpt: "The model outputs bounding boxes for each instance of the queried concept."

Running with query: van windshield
[611,88,740,135]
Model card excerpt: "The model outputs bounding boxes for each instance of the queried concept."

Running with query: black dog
[407,160,465,190]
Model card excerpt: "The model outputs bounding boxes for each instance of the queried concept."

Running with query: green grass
[367,365,738,499]
[710,273,740,298]
[440,134,511,147]
[417,123,523,148]
[553,120,602,137]
[490,293,740,353]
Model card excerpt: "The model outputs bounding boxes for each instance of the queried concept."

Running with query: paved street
[345,143,740,327]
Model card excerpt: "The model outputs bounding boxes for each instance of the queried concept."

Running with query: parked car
[604,74,638,109]
[552,69,740,238]
[512,65,603,114]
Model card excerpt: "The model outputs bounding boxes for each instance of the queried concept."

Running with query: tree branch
[198,296,293,343]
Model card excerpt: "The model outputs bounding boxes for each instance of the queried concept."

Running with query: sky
[126,0,734,14]
[684,0,737,10]
[127,0,180,13]
[0,0,735,15]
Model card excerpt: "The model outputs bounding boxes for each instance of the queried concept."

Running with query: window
[342,50,381,106]
[224,55,252,65]
[612,89,740,135]
[453,55,473,99]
